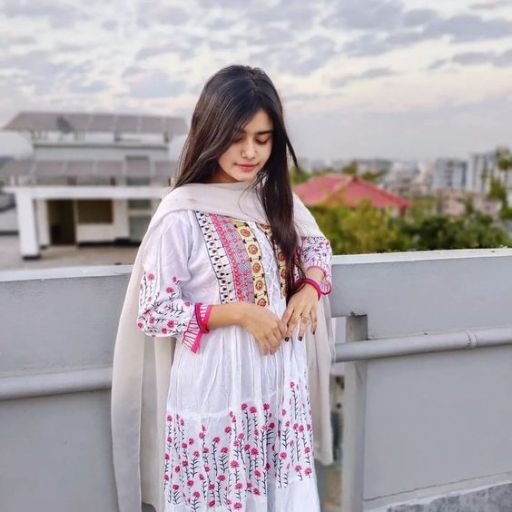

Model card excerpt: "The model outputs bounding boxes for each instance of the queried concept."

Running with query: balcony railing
[1,248,512,512]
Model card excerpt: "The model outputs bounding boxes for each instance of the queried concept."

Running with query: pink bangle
[297,277,322,300]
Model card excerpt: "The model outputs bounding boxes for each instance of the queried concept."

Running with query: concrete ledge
[379,480,512,512]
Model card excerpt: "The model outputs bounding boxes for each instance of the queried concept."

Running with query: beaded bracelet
[297,277,323,300]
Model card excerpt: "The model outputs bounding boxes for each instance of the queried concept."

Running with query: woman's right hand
[238,302,287,355]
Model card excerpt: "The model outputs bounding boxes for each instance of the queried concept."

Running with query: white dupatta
[110,179,335,512]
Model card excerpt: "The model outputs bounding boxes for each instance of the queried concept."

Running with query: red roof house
[293,174,411,216]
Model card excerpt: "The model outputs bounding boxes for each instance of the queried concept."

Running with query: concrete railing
[1,248,512,512]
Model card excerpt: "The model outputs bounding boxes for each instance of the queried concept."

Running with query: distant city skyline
[0,0,511,161]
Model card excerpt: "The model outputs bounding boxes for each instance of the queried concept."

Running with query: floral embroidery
[163,378,315,510]
[137,270,205,352]
[298,236,333,294]
[257,223,288,299]
[232,219,269,307]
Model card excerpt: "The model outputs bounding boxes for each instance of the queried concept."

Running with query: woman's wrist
[207,302,250,330]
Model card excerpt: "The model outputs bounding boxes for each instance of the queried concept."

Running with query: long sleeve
[299,235,333,295]
[136,211,212,353]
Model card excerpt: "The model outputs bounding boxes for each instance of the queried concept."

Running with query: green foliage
[308,196,512,254]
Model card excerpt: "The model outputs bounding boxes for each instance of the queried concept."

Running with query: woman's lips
[238,164,257,172]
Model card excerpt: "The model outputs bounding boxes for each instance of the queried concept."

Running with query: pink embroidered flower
[253,488,261,495]
[213,436,220,444]
[263,402,270,410]
[137,322,143,328]
[279,451,287,459]
[293,422,298,430]
[269,422,275,429]
[281,408,286,416]
[295,464,302,472]
[172,484,179,490]
[181,461,188,467]
[164,453,170,460]
[166,286,174,293]
[202,424,207,431]
[299,425,305,432]
[208,500,215,506]
[254,428,259,436]
[305,447,311,453]
[224,426,232,434]
[193,450,200,457]
[221,447,228,454]
[188,437,194,445]
[187,479,194,487]
[172,276,177,282]
[265,462,271,471]
[184,300,191,307]
[231,416,236,423]
[174,465,180,473]
[241,403,248,410]
[249,406,257,414]
[193,491,200,498]
[217,474,226,482]
[167,436,172,442]
[199,474,205,481]
[285,421,290,427]
[167,320,175,328]
[205,465,210,471]
[290,381,295,388]
[203,447,209,454]
[305,467,313,476]
[244,443,250,451]
[180,419,184,426]
[307,423,311,431]
[234,502,243,509]
[161,328,167,334]
[148,273,155,280]
[233,440,240,447]
[181,442,188,449]
[164,474,169,481]
[149,316,155,324]
[208,483,215,490]
[238,433,244,440]
[235,482,243,490]
[250,447,259,456]
[230,460,239,468]
[199,432,205,439]
[254,469,261,477]
[247,482,253,489]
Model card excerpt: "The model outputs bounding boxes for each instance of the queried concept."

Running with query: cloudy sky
[0,0,511,162]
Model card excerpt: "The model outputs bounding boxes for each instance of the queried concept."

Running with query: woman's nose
[242,140,256,158]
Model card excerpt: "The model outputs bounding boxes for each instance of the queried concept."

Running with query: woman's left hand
[281,284,319,340]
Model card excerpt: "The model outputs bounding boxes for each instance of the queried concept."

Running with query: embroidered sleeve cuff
[182,303,212,353]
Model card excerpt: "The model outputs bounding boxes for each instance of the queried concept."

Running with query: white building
[1,111,187,259]
[431,158,468,191]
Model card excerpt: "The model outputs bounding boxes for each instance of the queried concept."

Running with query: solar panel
[2,111,187,135]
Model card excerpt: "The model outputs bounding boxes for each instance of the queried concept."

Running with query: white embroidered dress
[137,208,332,512]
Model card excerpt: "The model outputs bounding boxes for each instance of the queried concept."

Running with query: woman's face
[212,109,274,184]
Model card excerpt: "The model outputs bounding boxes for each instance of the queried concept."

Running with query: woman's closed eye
[232,137,271,145]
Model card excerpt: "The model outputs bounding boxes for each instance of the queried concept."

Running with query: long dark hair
[173,64,306,301]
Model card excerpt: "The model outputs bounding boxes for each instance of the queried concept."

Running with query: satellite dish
[56,116,74,134]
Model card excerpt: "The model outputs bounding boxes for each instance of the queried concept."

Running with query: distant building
[1,111,187,259]
[436,189,500,219]
[293,173,411,217]
[432,158,468,191]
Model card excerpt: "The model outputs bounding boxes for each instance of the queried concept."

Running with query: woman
[111,64,335,512]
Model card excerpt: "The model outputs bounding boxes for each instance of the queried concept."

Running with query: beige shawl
[110,179,335,512]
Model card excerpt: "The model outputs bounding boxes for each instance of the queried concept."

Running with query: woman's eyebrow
[236,129,274,135]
